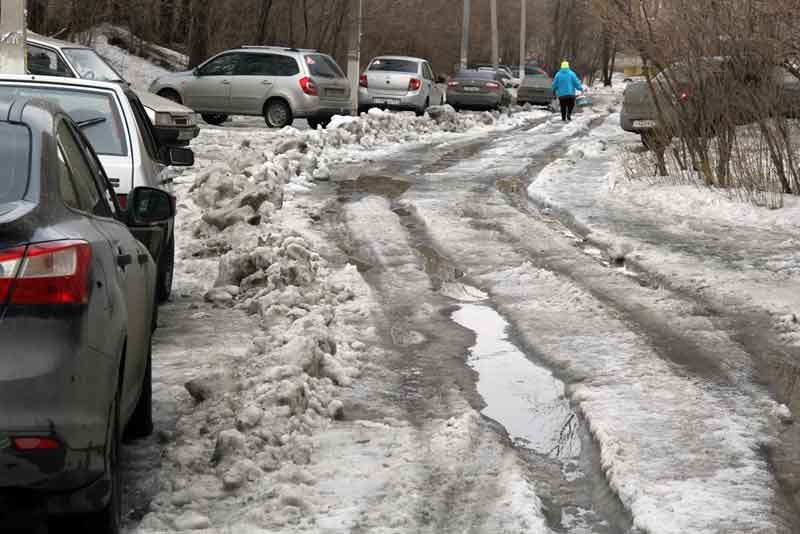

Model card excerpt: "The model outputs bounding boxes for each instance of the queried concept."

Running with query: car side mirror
[162,146,195,167]
[193,67,202,77]
[129,187,175,224]
[436,75,447,84]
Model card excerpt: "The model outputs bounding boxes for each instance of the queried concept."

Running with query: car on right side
[516,67,554,106]
[621,58,800,145]
[446,69,512,111]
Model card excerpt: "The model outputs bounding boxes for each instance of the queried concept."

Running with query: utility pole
[347,0,362,117]
[460,0,471,71]
[0,0,27,74]
[490,0,499,69]
[519,0,526,79]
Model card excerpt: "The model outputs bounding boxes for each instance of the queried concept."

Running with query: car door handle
[117,254,132,269]
[261,80,272,85]
[221,80,231,85]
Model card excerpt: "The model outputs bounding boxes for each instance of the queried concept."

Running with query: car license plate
[326,88,346,97]
[633,120,657,128]
[373,98,399,105]
[463,86,481,92]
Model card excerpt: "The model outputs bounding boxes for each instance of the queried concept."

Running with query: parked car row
[2,36,198,531]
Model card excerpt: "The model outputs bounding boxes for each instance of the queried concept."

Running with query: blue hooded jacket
[552,67,583,98]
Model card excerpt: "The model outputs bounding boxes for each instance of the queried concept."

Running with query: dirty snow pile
[136,147,375,532]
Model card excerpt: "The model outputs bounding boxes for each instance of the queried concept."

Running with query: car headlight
[153,112,176,126]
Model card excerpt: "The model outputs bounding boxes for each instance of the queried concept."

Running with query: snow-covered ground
[127,103,558,533]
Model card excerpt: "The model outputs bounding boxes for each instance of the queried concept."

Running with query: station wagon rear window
[368,59,418,74]
[0,124,31,204]
[0,86,128,157]
[303,54,345,79]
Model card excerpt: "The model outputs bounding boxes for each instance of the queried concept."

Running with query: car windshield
[303,54,345,79]
[0,85,128,156]
[368,59,418,74]
[0,123,31,205]
[61,48,125,83]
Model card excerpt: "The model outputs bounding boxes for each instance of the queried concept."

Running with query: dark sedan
[447,70,512,111]
[517,67,554,106]
[0,97,173,532]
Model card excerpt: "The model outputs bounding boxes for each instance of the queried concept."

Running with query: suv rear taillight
[0,241,91,305]
[485,81,501,91]
[408,78,422,91]
[359,74,368,88]
[300,77,318,96]
[448,80,460,87]
[116,194,128,211]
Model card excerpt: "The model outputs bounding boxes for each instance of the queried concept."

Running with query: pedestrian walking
[552,61,583,122]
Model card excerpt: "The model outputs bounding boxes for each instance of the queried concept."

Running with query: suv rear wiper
[75,117,107,129]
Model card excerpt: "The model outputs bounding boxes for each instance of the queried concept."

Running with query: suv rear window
[368,59,418,73]
[303,54,345,79]
[0,85,128,157]
[0,124,31,204]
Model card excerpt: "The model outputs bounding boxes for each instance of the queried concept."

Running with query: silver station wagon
[149,46,351,129]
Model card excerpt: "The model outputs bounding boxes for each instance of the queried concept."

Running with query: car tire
[416,98,429,117]
[157,235,175,303]
[308,117,330,130]
[264,100,293,128]
[158,89,182,104]
[202,114,228,126]
[124,342,153,441]
[84,389,122,534]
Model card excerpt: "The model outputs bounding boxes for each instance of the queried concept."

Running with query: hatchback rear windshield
[303,54,345,79]
[368,59,418,74]
[454,71,496,80]
[0,123,31,204]
[0,85,128,156]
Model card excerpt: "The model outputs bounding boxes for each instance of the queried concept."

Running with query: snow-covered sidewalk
[528,113,800,348]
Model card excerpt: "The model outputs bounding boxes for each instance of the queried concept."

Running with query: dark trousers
[559,96,576,121]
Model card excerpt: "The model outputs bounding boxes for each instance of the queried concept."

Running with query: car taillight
[408,78,422,91]
[116,194,128,211]
[300,77,318,96]
[359,74,368,88]
[13,437,61,451]
[2,241,92,306]
[448,81,460,87]
[486,82,501,91]
[0,247,25,303]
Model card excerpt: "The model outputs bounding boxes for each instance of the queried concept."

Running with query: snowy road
[112,97,800,534]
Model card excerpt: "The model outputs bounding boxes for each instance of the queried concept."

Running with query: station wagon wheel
[265,100,293,128]
[158,89,182,105]
[202,114,228,126]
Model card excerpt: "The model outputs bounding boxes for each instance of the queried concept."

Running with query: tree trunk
[256,0,274,45]
[188,0,210,68]
[29,0,49,34]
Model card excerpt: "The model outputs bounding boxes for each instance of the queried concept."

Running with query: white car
[359,55,446,115]
[26,33,199,146]
[0,75,194,301]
